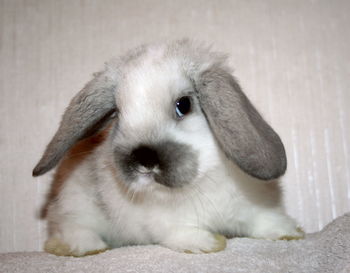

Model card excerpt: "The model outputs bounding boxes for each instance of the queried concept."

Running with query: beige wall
[1,0,349,252]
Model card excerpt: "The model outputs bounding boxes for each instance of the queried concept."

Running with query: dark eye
[175,96,192,118]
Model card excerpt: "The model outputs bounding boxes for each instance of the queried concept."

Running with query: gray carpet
[1,213,349,273]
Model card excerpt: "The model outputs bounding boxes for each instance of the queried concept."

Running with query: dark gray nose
[130,145,160,169]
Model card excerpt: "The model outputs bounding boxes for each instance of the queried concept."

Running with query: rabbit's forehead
[117,59,192,120]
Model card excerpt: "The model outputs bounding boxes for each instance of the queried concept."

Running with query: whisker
[195,172,228,230]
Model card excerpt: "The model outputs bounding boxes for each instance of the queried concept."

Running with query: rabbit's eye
[175,96,191,118]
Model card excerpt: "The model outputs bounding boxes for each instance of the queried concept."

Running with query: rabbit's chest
[103,181,240,246]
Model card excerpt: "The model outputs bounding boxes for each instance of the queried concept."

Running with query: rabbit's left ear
[32,71,117,176]
[194,66,287,180]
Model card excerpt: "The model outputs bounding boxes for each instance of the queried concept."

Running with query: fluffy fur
[34,40,303,256]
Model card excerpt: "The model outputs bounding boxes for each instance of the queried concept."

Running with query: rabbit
[33,39,303,257]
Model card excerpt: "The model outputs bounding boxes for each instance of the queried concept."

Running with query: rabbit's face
[33,40,287,186]
[112,60,221,190]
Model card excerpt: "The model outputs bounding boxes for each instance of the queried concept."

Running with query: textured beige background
[0,0,349,252]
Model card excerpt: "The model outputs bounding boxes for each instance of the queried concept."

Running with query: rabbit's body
[45,133,300,256]
[36,40,303,256]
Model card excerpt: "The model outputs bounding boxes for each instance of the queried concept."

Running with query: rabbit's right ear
[32,71,117,176]
[194,66,287,181]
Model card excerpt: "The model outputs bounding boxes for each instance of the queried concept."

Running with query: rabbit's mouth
[134,165,161,175]
[114,140,199,188]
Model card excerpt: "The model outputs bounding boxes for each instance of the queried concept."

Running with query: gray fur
[32,71,117,176]
[193,66,287,180]
[115,141,198,188]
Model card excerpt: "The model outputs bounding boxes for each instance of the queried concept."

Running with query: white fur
[45,41,302,256]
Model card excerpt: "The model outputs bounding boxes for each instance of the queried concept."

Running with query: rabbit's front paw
[162,228,227,254]
[44,229,108,257]
[250,212,304,240]
[278,227,305,241]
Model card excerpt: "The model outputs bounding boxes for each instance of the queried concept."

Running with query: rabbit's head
[33,40,287,191]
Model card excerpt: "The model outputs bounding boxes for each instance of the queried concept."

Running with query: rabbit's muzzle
[114,141,198,188]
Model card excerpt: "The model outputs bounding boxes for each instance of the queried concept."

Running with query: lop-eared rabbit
[33,40,303,256]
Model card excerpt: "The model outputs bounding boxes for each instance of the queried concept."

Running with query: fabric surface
[1,213,349,273]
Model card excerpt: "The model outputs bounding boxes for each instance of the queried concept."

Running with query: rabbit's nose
[131,145,160,170]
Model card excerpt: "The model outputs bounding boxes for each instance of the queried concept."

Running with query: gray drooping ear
[195,66,287,180]
[33,71,117,176]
